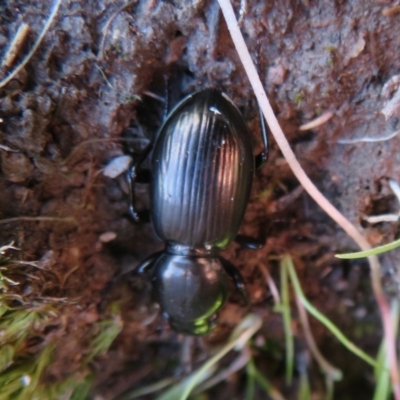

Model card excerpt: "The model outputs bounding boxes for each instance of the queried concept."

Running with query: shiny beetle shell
[152,254,229,335]
[151,89,254,249]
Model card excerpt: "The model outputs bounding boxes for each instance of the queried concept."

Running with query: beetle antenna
[255,40,269,169]
[256,103,269,168]
[163,72,170,120]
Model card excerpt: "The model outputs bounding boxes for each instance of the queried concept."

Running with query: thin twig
[258,262,280,305]
[0,242,19,254]
[99,0,137,59]
[62,137,148,165]
[389,178,400,202]
[0,216,77,225]
[299,111,334,131]
[60,265,80,288]
[0,144,19,152]
[0,0,62,89]
[217,0,400,397]
[1,23,30,69]
[338,129,400,144]
[142,90,165,103]
[364,214,399,223]
[14,260,51,270]
[362,178,400,224]
[95,64,113,88]
[194,346,251,394]
[294,279,342,382]
[237,0,247,26]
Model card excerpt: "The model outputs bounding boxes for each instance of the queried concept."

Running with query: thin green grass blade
[120,377,177,400]
[280,259,294,385]
[88,316,123,360]
[19,344,54,398]
[245,360,256,400]
[298,372,311,400]
[373,300,399,400]
[156,314,262,400]
[283,255,376,367]
[335,238,400,259]
[0,344,14,373]
[251,361,286,400]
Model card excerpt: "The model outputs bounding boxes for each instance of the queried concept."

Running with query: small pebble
[99,231,117,243]
[103,155,132,178]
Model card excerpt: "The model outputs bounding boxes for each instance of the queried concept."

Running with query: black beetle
[129,88,268,335]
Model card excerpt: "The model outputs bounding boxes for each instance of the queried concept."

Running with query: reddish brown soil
[1,1,400,399]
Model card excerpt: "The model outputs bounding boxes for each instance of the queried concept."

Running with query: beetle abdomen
[152,254,229,335]
[151,89,254,249]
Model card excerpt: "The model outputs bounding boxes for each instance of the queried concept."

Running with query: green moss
[0,248,122,399]
[293,92,305,107]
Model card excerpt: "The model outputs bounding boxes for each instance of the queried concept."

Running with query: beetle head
[152,254,229,335]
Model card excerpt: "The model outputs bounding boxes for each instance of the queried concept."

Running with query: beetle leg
[99,252,162,313]
[220,257,249,305]
[255,103,269,169]
[127,143,153,222]
[235,234,264,250]
[136,251,163,275]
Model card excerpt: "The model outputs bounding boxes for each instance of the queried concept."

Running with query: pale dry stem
[0,0,62,89]
[217,0,400,397]
[1,23,30,69]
